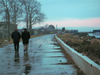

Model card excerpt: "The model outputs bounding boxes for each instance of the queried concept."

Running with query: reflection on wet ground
[23,64,31,75]
[14,52,20,63]
[24,52,29,63]
[0,34,77,75]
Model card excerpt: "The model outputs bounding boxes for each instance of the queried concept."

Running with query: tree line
[0,0,46,41]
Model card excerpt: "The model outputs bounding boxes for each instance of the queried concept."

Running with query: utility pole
[56,25,57,30]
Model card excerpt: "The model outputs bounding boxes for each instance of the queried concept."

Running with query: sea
[88,33,100,38]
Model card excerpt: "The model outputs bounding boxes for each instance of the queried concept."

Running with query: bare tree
[19,0,30,29]
[20,0,46,34]
[9,0,23,24]
[29,3,46,34]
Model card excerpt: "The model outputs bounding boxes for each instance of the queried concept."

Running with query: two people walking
[11,28,30,52]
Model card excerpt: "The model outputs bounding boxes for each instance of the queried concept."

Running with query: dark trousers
[14,42,19,52]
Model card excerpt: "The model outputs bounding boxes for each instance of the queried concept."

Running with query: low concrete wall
[55,35,100,75]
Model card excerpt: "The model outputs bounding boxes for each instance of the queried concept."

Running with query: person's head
[15,29,17,31]
[23,28,27,31]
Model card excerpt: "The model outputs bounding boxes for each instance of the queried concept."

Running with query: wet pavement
[0,34,77,75]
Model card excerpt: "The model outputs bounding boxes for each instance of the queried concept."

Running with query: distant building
[47,25,55,31]
[34,30,38,35]
[70,30,78,33]
[58,31,62,34]
[0,22,17,39]
[93,30,100,35]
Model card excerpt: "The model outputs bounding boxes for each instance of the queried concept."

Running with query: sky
[19,0,100,32]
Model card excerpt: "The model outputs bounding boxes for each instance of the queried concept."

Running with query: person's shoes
[26,48,28,52]
[24,49,26,52]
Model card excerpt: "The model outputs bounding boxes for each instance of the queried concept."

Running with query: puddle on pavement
[50,42,60,46]
[35,50,62,53]
[39,45,61,49]
[14,52,20,63]
[22,64,31,75]
[23,52,29,63]
[34,52,65,57]
[42,57,68,65]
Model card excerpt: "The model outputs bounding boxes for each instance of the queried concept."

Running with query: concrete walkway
[0,34,77,75]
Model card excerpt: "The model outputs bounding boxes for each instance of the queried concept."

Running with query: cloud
[44,18,100,28]
[18,22,26,29]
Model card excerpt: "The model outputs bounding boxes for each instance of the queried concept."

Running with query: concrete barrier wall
[55,35,100,75]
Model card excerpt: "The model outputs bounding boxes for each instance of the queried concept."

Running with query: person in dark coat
[11,29,21,52]
[22,28,30,52]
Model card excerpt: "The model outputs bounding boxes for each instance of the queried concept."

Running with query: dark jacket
[22,31,30,44]
[11,30,21,43]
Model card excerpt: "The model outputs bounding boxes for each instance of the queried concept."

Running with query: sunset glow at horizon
[44,18,100,28]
